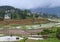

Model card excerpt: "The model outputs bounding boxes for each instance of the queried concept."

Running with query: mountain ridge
[30,7,60,17]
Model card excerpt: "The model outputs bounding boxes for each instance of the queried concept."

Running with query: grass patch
[17,38,60,42]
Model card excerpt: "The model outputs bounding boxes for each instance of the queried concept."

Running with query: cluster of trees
[56,28,60,39]
[0,6,58,21]
[0,6,39,20]
[0,6,32,20]
[37,28,60,39]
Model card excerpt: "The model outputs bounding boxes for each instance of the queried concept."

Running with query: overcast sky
[0,0,60,9]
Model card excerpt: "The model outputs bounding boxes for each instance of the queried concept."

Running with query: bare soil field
[0,18,49,25]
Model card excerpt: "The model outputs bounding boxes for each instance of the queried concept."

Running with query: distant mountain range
[30,7,60,17]
[0,6,15,10]
[0,6,60,19]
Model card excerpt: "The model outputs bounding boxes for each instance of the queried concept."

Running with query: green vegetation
[56,28,60,39]
[17,38,60,42]
[16,27,60,42]
[0,6,35,20]
[0,6,58,21]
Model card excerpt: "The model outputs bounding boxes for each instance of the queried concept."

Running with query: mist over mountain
[30,7,60,17]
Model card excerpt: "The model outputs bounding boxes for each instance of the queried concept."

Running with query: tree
[0,9,6,20]
[37,32,40,36]
[23,37,28,42]
[56,28,60,39]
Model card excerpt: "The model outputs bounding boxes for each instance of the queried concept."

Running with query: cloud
[49,0,60,7]
[0,0,60,9]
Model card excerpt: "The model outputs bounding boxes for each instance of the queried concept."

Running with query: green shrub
[41,29,53,35]
[56,28,60,39]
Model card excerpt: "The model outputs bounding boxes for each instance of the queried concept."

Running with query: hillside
[0,6,15,10]
[30,7,60,17]
[0,6,59,20]
[0,6,32,20]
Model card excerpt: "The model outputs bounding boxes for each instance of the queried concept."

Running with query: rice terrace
[0,0,60,42]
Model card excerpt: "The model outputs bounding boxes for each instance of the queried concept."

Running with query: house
[4,14,10,19]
